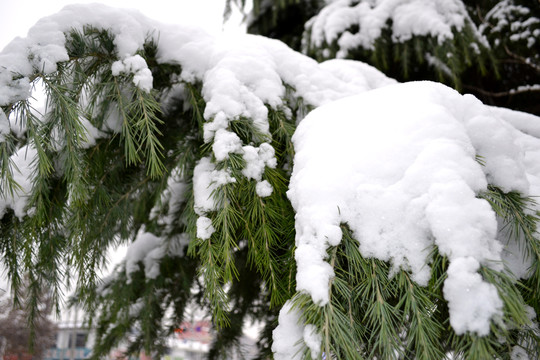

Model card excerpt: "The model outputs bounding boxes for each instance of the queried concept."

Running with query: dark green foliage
[467,0,540,114]
[303,17,496,93]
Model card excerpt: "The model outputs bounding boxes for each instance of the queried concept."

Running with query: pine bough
[0,4,538,359]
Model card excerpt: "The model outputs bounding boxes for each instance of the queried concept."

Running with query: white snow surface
[287,81,540,335]
[272,301,305,360]
[307,0,484,58]
[443,257,503,335]
[256,180,273,197]
[303,324,322,359]
[193,157,237,216]
[196,216,215,240]
[0,3,395,127]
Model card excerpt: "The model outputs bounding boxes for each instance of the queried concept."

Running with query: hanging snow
[287,80,540,335]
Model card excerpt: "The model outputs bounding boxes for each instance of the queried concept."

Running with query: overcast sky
[0,0,245,51]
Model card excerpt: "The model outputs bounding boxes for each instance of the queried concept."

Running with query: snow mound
[287,81,540,335]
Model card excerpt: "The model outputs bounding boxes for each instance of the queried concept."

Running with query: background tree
[236,0,540,115]
[0,3,538,360]
[0,276,56,359]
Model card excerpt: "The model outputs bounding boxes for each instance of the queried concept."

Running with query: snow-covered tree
[240,0,540,114]
[0,3,539,359]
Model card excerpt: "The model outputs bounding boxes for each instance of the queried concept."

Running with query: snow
[499,222,533,280]
[111,55,153,92]
[241,143,277,181]
[123,229,190,282]
[0,2,538,350]
[0,145,37,219]
[196,216,215,240]
[255,180,273,197]
[193,157,236,216]
[125,230,164,282]
[510,346,530,360]
[0,3,396,233]
[286,81,540,334]
[79,116,103,148]
[303,324,321,359]
[0,110,9,142]
[443,257,503,335]
[212,129,243,161]
[150,166,188,230]
[482,0,540,50]
[271,301,304,360]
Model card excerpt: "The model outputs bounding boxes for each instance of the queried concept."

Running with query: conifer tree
[237,0,540,115]
[0,3,539,360]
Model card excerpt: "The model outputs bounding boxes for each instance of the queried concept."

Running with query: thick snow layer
[1,1,538,344]
[287,81,540,335]
[307,0,484,58]
[0,3,395,125]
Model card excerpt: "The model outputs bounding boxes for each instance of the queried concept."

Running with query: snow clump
[285,81,540,335]
[111,54,153,92]
[272,301,305,360]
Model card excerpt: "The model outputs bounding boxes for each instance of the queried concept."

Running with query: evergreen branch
[0,139,23,197]
[480,185,539,260]
[464,84,540,98]
[112,76,141,167]
[132,88,166,178]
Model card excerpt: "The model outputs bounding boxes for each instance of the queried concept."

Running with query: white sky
[0,0,244,51]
